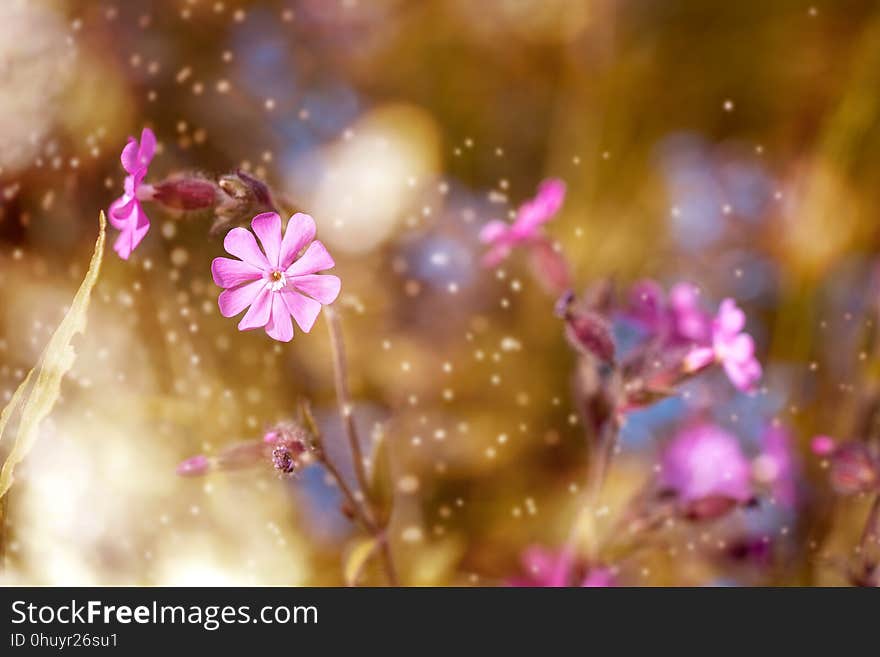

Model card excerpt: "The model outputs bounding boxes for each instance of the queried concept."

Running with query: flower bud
[272,443,297,475]
[176,454,210,477]
[829,443,879,495]
[153,176,219,211]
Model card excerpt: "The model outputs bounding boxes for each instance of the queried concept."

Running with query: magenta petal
[264,295,294,342]
[683,346,715,372]
[279,213,317,269]
[223,227,270,270]
[291,274,341,305]
[139,127,156,166]
[251,212,282,268]
[479,220,508,244]
[724,356,761,393]
[218,279,265,318]
[238,287,273,330]
[716,298,745,336]
[513,178,566,234]
[211,257,263,288]
[285,240,335,277]
[108,195,134,229]
[120,137,140,174]
[113,220,149,260]
[279,289,322,332]
[726,333,755,362]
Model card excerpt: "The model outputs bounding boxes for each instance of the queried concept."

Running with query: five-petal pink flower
[479,178,566,267]
[109,127,156,260]
[683,298,762,392]
[212,212,341,342]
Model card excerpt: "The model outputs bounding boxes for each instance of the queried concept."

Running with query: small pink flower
[109,127,156,260]
[212,212,341,342]
[661,423,752,511]
[479,178,565,267]
[684,298,762,392]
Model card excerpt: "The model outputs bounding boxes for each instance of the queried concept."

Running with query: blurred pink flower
[109,127,156,260]
[684,298,761,392]
[508,546,615,587]
[212,212,341,342]
[479,178,565,267]
[661,423,752,518]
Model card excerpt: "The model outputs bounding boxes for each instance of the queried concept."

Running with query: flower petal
[279,213,317,269]
[715,298,745,337]
[264,295,294,342]
[223,227,270,270]
[113,218,150,260]
[724,356,762,393]
[479,220,508,244]
[138,127,156,166]
[211,257,263,288]
[683,346,715,372]
[279,289,322,332]
[108,195,135,229]
[238,287,273,330]
[726,333,755,362]
[291,274,341,305]
[512,178,566,235]
[285,240,335,277]
[218,279,265,318]
[120,137,140,174]
[251,212,282,268]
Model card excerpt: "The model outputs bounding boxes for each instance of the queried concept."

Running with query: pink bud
[829,443,879,495]
[811,435,836,456]
[153,177,218,211]
[176,454,210,477]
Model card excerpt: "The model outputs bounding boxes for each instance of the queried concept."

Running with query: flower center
[268,270,286,291]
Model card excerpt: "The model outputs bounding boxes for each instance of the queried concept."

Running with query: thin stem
[317,450,375,535]
[858,494,880,555]
[323,305,399,586]
[324,306,372,507]
[561,424,616,566]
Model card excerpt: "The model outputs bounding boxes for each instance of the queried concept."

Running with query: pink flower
[683,298,762,392]
[508,546,615,587]
[109,127,156,260]
[212,212,341,342]
[661,423,752,517]
[479,178,565,267]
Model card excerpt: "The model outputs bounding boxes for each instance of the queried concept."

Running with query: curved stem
[324,305,399,586]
